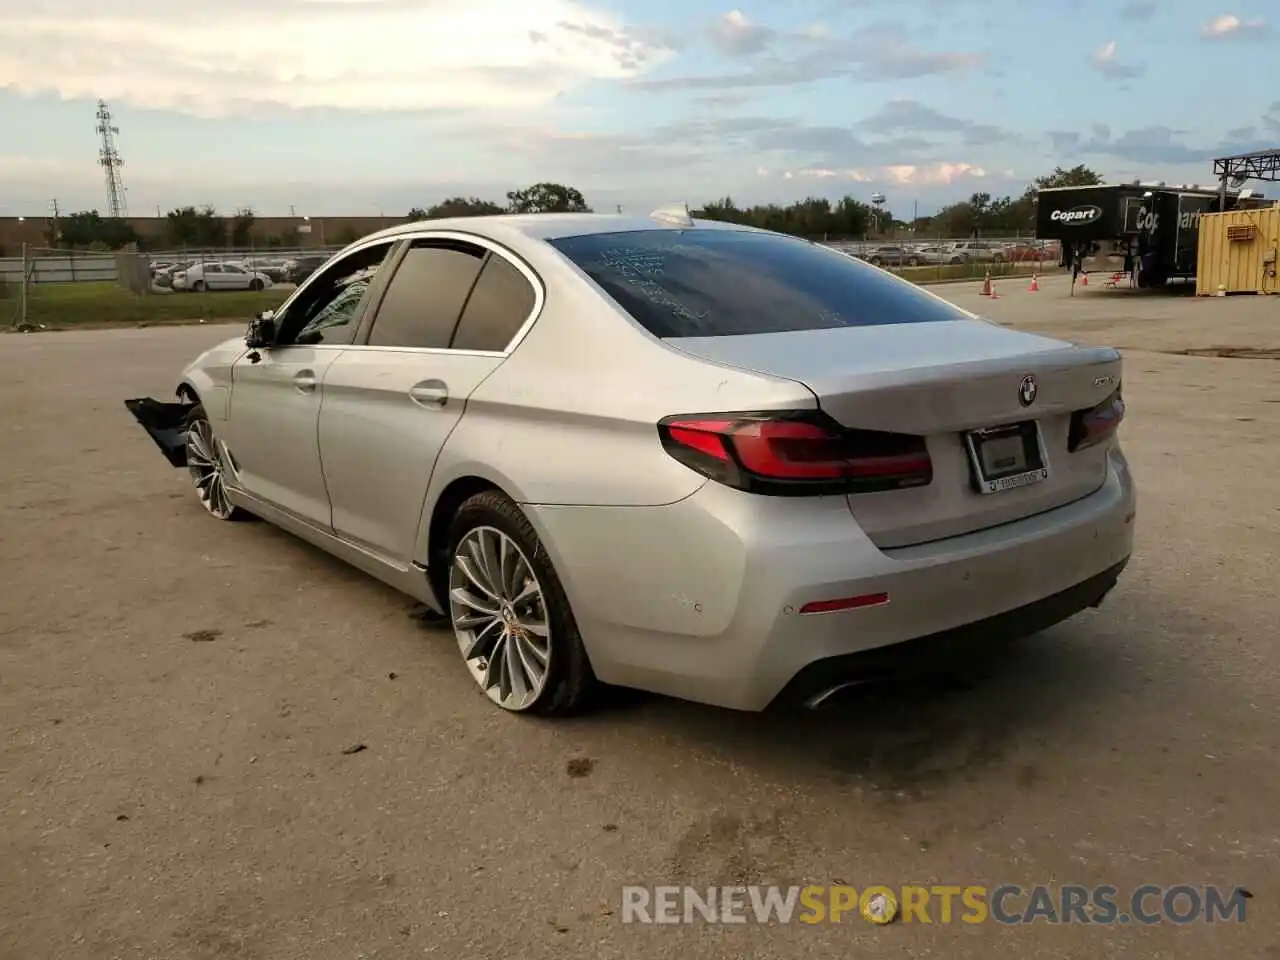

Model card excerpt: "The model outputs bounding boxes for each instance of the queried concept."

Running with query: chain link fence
[4,244,308,331]
[3,233,1069,331]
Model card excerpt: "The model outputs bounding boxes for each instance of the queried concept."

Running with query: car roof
[356,212,765,248]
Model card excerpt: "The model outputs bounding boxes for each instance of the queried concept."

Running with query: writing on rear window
[549,229,967,339]
[597,246,708,327]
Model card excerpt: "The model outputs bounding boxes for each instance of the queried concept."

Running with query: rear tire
[445,491,596,716]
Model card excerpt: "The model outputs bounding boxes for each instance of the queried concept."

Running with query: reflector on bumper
[124,397,190,468]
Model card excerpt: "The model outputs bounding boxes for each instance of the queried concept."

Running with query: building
[0,215,414,255]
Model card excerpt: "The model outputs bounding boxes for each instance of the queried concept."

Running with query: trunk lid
[668,319,1122,548]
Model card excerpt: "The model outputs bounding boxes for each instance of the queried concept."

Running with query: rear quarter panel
[424,238,817,508]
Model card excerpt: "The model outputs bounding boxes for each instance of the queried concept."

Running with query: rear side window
[366,243,485,349]
[548,229,968,338]
[451,253,537,352]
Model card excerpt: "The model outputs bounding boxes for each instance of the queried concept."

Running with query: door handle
[408,379,448,408]
[293,370,317,393]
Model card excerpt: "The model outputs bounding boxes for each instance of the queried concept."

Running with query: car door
[318,234,540,565]
[220,240,398,526]
[222,264,249,290]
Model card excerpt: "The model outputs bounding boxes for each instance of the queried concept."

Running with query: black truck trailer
[1035,182,1266,288]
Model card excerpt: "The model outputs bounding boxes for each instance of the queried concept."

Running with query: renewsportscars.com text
[621,884,1249,925]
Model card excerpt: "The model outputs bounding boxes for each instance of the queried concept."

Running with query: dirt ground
[2,278,1278,959]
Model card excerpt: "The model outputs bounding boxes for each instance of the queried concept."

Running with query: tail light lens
[657,411,933,496]
[1068,387,1124,452]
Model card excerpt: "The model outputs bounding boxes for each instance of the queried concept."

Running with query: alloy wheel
[186,418,236,519]
[448,525,552,711]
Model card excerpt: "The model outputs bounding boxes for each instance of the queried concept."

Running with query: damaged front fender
[124,397,191,468]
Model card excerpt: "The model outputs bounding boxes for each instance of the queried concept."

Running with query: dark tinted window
[549,229,969,338]
[367,243,485,349]
[451,254,537,352]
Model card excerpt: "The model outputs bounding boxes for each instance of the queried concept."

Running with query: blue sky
[1,0,1277,219]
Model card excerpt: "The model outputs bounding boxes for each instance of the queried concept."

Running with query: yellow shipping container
[1196,204,1280,295]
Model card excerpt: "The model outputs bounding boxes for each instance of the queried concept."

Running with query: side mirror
[246,312,277,349]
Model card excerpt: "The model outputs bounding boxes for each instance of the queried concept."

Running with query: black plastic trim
[770,557,1130,709]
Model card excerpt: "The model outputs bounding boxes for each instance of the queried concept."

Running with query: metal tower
[95,99,128,218]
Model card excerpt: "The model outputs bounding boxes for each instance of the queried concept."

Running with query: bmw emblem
[1018,374,1038,407]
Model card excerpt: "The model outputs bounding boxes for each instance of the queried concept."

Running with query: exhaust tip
[803,680,873,709]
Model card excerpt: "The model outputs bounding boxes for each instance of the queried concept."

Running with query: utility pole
[50,199,60,247]
[289,204,297,217]
[95,99,128,218]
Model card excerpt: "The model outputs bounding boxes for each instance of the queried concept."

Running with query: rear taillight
[1068,388,1124,452]
[657,411,932,496]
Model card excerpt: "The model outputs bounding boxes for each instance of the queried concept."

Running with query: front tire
[192,280,206,292]
[446,491,595,716]
[184,403,247,521]
[249,278,264,291]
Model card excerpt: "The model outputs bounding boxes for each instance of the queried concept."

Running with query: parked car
[948,240,1006,263]
[172,261,273,292]
[241,257,291,283]
[914,245,966,265]
[125,212,1135,717]
[283,254,330,286]
[863,245,921,267]
[153,260,194,289]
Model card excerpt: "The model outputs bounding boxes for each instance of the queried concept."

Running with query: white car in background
[916,245,967,265]
[172,261,273,293]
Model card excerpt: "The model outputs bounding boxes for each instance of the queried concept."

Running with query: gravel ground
[2,277,1278,959]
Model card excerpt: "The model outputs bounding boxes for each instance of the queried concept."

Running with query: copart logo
[1049,205,1103,226]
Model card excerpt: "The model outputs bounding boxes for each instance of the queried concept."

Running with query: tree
[54,210,139,250]
[426,196,506,218]
[1034,165,1103,190]
[230,207,256,248]
[406,207,429,222]
[506,182,591,214]
[165,205,225,248]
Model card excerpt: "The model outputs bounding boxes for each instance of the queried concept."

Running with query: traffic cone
[988,281,1000,300]
[1079,273,1088,286]
[980,272,992,296]
[1028,274,1040,292]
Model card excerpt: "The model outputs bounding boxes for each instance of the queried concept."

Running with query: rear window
[547,229,968,338]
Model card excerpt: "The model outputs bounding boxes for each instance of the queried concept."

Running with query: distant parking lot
[1,277,1276,959]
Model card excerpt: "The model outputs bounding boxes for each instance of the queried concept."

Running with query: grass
[892,262,1062,285]
[10,281,289,330]
[7,263,1064,331]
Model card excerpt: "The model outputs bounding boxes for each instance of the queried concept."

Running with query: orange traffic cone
[1028,274,1040,292]
[980,272,992,296]
[1079,273,1088,287]
[988,281,1000,300]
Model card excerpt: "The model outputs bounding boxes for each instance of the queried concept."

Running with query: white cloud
[707,10,775,56]
[1088,39,1141,78]
[776,163,985,186]
[1201,13,1268,38]
[0,0,673,117]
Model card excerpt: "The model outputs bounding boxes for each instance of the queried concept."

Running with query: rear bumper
[124,398,189,468]
[526,449,1136,712]
[770,556,1127,709]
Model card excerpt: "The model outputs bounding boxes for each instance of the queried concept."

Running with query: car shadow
[580,618,1135,798]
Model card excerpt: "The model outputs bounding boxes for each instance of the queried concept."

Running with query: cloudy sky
[1,0,1277,219]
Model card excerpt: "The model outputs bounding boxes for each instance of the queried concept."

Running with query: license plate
[964,421,1049,495]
